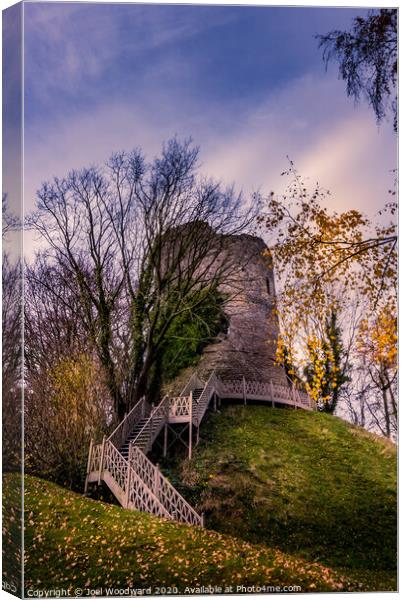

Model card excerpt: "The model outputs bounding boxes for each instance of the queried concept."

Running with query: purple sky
[3,2,398,256]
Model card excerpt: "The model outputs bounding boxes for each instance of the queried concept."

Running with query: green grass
[2,473,23,596]
[164,406,397,591]
[4,406,396,594]
[3,474,371,595]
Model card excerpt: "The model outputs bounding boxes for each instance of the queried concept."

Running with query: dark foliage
[318,9,397,131]
[160,286,227,382]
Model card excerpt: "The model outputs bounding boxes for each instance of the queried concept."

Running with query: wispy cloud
[3,2,22,218]
[201,74,396,215]
[24,72,396,214]
[24,3,236,114]
[22,3,396,259]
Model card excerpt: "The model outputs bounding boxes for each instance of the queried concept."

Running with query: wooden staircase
[119,418,149,460]
[84,371,313,526]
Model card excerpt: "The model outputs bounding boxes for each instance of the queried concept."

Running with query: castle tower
[198,233,288,386]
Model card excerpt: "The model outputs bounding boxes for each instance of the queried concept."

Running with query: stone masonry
[197,232,288,386]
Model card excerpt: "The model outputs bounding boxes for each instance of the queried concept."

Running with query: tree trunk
[381,384,391,439]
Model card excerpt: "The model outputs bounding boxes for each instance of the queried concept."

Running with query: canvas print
[2,1,397,597]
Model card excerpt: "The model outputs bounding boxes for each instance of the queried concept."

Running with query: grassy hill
[3,405,396,594]
[163,405,397,591]
[4,474,361,594]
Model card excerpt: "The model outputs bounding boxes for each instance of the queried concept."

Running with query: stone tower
[198,232,288,386]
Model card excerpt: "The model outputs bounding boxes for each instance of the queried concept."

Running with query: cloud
[200,74,396,217]
[24,71,395,219]
[23,3,236,112]
[22,6,396,259]
[297,116,396,216]
[3,2,23,262]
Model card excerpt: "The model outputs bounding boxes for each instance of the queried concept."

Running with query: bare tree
[2,198,22,471]
[24,256,116,487]
[2,193,20,236]
[125,140,254,402]
[29,161,135,419]
[29,138,255,421]
[25,255,88,371]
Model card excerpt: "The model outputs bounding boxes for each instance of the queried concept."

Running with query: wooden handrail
[130,395,170,450]
[88,438,202,526]
[180,371,204,397]
[86,368,313,528]
[217,377,313,409]
[130,446,203,526]
[107,396,150,448]
[191,370,217,426]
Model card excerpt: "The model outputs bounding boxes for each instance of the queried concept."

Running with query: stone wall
[197,233,288,385]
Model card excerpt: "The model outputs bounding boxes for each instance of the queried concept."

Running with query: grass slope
[4,474,365,594]
[166,406,397,591]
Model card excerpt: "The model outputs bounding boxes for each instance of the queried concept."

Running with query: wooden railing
[180,372,204,397]
[216,378,313,410]
[88,441,103,477]
[86,439,202,525]
[169,395,192,419]
[107,396,151,449]
[129,446,203,526]
[192,371,218,426]
[130,395,170,453]
[88,440,172,518]
[85,369,314,528]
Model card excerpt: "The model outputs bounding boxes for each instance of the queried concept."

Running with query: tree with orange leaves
[356,303,397,438]
[259,162,397,434]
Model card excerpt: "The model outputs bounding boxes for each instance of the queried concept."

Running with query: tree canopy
[27,138,255,422]
[258,161,397,434]
[318,9,397,131]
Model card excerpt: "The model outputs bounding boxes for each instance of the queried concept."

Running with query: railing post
[188,393,193,460]
[125,443,133,508]
[216,375,222,398]
[163,423,168,457]
[148,404,155,452]
[270,380,275,408]
[154,463,160,499]
[243,376,247,405]
[293,384,297,410]
[84,438,93,493]
[201,512,205,527]
[98,435,106,485]
[122,412,128,446]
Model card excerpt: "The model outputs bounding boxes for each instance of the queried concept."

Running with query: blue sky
[3,2,397,254]
[23,4,364,121]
